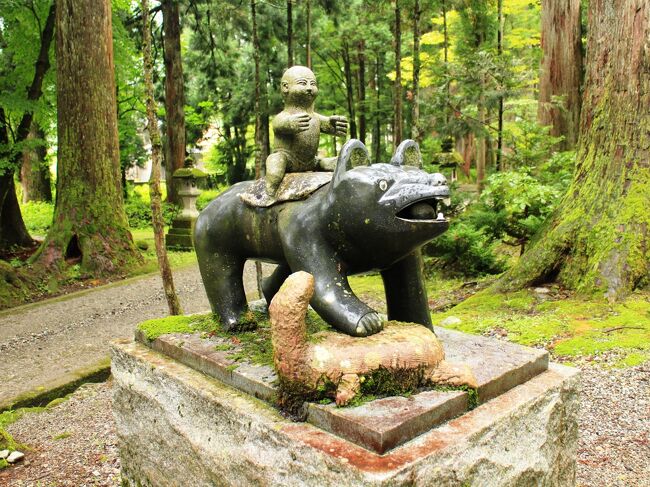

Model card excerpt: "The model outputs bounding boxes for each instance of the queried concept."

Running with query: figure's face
[282,67,318,106]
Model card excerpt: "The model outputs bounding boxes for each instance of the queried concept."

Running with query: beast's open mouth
[396,197,451,222]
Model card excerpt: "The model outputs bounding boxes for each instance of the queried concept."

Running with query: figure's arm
[318,113,348,137]
[273,111,312,135]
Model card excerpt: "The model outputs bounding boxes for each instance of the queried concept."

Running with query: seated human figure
[265,65,348,196]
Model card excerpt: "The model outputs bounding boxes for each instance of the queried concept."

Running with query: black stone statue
[194,139,450,337]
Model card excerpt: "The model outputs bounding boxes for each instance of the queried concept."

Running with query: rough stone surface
[112,339,578,487]
[0,449,9,459]
[6,451,24,464]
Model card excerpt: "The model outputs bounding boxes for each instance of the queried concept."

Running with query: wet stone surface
[136,325,548,453]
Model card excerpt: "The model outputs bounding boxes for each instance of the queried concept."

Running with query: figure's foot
[335,374,361,406]
[353,312,384,337]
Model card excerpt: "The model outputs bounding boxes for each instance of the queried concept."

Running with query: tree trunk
[393,0,403,150]
[20,122,52,203]
[538,0,583,150]
[306,0,312,69]
[412,0,421,143]
[476,81,487,191]
[357,40,366,145]
[252,0,265,298]
[497,0,650,299]
[342,42,357,140]
[162,0,186,204]
[34,0,141,274]
[143,0,182,315]
[373,54,382,164]
[496,0,504,171]
[287,0,294,67]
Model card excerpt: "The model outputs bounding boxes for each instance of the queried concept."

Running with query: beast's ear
[391,139,422,168]
[332,139,370,187]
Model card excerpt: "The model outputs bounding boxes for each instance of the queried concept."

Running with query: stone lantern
[433,137,463,183]
[165,158,207,250]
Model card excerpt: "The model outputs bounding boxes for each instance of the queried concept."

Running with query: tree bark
[143,0,182,315]
[373,53,382,164]
[287,0,294,67]
[342,42,357,140]
[497,0,650,299]
[34,0,141,274]
[252,0,265,297]
[162,0,187,204]
[538,0,583,150]
[411,0,421,143]
[357,40,366,145]
[20,122,52,203]
[496,0,504,171]
[393,0,403,150]
[306,0,312,69]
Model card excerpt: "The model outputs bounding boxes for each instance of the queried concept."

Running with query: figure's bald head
[282,65,316,85]
[281,65,318,107]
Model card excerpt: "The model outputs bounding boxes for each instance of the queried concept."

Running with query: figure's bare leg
[317,156,338,171]
[265,152,288,196]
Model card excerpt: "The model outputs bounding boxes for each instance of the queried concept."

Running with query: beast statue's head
[324,139,450,270]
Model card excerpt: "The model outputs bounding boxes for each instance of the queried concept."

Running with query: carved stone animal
[194,139,450,336]
[269,271,478,406]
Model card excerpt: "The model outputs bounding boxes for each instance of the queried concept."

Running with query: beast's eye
[379,180,388,191]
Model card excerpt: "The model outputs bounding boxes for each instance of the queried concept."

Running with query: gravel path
[1,363,648,486]
[0,261,271,407]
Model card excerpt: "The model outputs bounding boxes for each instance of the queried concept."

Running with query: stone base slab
[112,339,579,486]
[135,325,549,454]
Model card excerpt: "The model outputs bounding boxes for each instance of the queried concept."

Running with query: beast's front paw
[354,312,384,337]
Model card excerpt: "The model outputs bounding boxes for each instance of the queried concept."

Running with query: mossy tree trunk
[393,0,403,150]
[497,0,650,299]
[35,0,141,274]
[538,0,583,150]
[162,0,186,205]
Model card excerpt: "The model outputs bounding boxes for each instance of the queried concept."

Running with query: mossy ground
[352,272,650,368]
[433,286,650,367]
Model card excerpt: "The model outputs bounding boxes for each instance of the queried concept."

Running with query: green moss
[137,314,217,341]
[52,431,72,440]
[172,167,208,178]
[435,287,650,367]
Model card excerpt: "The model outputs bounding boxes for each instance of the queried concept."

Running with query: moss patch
[434,288,650,367]
[137,314,217,341]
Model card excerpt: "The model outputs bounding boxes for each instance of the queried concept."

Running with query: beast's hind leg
[195,249,250,331]
[262,263,291,305]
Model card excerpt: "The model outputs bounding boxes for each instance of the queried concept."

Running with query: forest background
[0,0,648,367]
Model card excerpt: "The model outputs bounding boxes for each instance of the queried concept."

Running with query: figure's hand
[289,112,312,133]
[355,312,384,336]
[330,115,348,137]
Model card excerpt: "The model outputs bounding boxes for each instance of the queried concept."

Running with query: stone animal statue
[264,65,348,197]
[194,138,450,337]
[269,271,478,406]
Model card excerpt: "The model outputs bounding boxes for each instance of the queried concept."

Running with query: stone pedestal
[112,329,579,486]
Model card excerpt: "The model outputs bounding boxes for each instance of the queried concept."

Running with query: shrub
[21,201,54,236]
[424,221,507,277]
[125,197,177,229]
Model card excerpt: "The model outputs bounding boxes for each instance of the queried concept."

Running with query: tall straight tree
[162,0,187,204]
[287,0,294,67]
[393,0,403,149]
[498,0,649,298]
[538,0,583,150]
[35,0,141,274]
[143,0,182,315]
[411,0,421,142]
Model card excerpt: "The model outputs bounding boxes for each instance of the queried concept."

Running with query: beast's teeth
[443,198,451,206]
[437,212,445,221]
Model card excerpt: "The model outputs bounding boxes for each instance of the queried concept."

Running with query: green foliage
[503,121,564,169]
[196,189,222,211]
[20,200,53,235]
[124,197,177,229]
[424,221,507,277]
